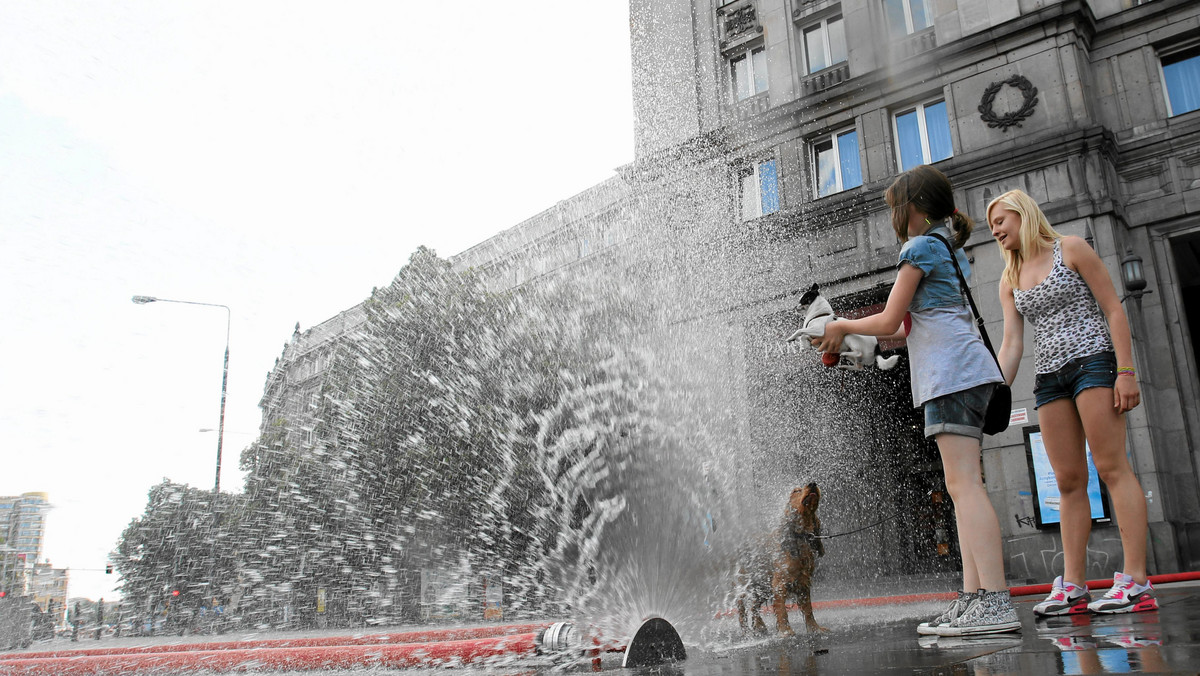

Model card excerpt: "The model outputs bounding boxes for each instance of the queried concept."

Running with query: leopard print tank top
[1013,239,1113,374]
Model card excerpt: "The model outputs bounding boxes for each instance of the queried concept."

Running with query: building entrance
[1171,232,1200,387]
[745,302,960,581]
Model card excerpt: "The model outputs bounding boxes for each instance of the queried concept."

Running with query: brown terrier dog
[736,483,826,635]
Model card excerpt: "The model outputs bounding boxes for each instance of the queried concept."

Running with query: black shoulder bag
[929,233,1012,435]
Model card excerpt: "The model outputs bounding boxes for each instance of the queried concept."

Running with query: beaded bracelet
[1117,367,1136,377]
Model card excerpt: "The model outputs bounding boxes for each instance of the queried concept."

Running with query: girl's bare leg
[1038,397,1091,586]
[1076,387,1148,583]
[938,433,1006,590]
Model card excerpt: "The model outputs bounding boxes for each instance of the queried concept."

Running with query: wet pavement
[630,580,1200,675]
[4,582,1198,674]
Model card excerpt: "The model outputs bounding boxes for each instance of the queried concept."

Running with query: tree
[113,481,242,632]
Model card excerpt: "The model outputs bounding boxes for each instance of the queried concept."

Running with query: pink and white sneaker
[1088,573,1158,614]
[1033,576,1092,616]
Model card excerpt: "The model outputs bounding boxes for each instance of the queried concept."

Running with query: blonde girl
[989,189,1153,615]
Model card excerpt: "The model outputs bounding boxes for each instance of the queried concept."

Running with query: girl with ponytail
[814,164,1016,636]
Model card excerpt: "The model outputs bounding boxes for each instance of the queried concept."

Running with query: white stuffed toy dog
[785,284,900,371]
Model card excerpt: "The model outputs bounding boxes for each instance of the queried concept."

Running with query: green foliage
[112,481,241,625]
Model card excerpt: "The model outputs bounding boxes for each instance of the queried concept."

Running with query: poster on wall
[420,570,466,622]
[482,575,503,621]
[1024,425,1112,529]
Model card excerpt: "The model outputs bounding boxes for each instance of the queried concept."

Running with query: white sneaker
[938,589,1021,636]
[1087,572,1158,614]
[917,591,975,635]
[1032,575,1091,616]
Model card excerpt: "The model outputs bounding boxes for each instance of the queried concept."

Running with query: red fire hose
[0,632,539,675]
[2,622,549,661]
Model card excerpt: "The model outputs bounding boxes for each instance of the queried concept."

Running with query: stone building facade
[452,176,637,291]
[627,0,1200,580]
[256,307,367,451]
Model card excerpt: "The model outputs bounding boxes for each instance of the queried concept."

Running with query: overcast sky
[0,1,635,601]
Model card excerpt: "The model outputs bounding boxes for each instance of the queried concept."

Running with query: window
[883,0,932,38]
[803,15,847,74]
[814,128,862,197]
[731,47,768,100]
[741,158,780,220]
[1162,47,1200,117]
[894,99,952,171]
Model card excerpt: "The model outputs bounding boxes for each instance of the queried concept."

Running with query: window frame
[883,0,932,37]
[739,157,781,221]
[801,14,847,75]
[730,45,769,102]
[811,126,863,198]
[1158,44,1200,118]
[892,98,953,171]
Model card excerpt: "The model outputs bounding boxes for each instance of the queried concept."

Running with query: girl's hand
[1114,375,1140,413]
[812,321,847,354]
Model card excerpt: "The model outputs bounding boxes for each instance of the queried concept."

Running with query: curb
[1008,571,1200,598]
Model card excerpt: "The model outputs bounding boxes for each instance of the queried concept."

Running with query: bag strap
[928,232,1001,365]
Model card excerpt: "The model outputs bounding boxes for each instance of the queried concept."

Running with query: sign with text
[1023,425,1111,529]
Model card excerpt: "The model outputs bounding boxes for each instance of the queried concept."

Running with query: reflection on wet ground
[580,581,1200,675]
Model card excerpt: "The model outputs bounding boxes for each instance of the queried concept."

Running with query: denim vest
[898,224,970,311]
[899,224,1002,406]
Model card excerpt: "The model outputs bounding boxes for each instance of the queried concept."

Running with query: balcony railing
[801,63,851,97]
[894,27,937,59]
[733,92,771,121]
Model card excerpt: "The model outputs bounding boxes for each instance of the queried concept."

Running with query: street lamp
[1119,249,1151,303]
[131,295,231,494]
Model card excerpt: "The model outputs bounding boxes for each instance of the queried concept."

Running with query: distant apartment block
[0,492,51,595]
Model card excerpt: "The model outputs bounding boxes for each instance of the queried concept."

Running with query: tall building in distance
[0,492,51,594]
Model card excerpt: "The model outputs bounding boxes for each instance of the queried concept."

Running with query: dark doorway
[1171,232,1200,388]
[744,295,959,581]
[1170,232,1200,571]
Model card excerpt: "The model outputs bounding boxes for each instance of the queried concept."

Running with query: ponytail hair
[986,189,1062,289]
[885,164,974,247]
[947,210,973,249]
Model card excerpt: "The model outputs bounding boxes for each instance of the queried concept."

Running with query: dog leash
[811,512,905,540]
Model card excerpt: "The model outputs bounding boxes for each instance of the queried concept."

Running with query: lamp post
[131,295,230,493]
[1119,249,1151,304]
[133,295,231,613]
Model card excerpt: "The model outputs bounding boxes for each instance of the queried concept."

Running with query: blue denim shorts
[923,383,996,440]
[1033,351,1117,408]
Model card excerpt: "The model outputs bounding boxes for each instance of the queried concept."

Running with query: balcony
[734,92,771,121]
[894,27,937,59]
[801,63,851,97]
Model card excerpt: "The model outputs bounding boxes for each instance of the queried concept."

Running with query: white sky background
[0,1,634,601]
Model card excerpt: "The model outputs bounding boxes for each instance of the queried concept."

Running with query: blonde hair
[986,189,1063,289]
